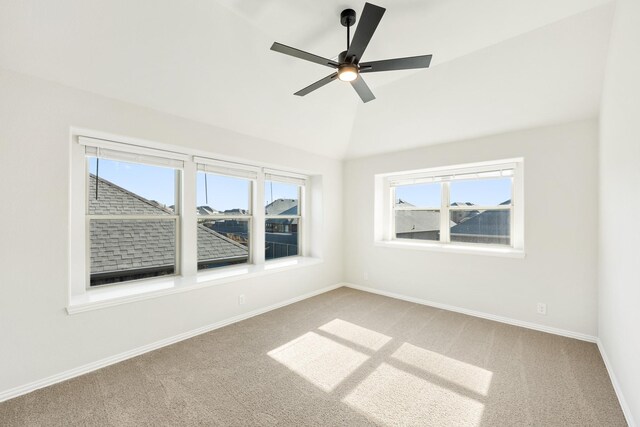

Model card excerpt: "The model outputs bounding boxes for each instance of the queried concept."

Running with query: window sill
[374,240,525,258]
[67,257,323,315]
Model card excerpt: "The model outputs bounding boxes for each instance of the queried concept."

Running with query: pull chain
[204,173,209,205]
[95,156,99,200]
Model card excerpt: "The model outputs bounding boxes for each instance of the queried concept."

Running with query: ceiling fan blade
[271,42,339,68]
[350,76,376,103]
[346,3,386,63]
[360,54,433,73]
[294,73,339,96]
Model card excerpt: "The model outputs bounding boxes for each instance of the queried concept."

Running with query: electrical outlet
[238,294,246,305]
[364,271,369,281]
[536,303,547,315]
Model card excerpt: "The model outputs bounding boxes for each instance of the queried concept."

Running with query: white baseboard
[597,339,637,427]
[0,283,342,403]
[4,282,632,427]
[343,283,598,343]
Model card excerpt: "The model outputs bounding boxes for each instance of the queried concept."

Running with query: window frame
[195,169,254,270]
[264,175,305,260]
[83,149,184,289]
[69,132,313,305]
[378,159,524,255]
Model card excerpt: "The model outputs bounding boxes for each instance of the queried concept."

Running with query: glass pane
[395,183,440,208]
[197,172,251,215]
[265,181,299,215]
[450,210,511,245]
[88,157,176,215]
[198,219,250,270]
[395,210,441,241]
[265,218,299,259]
[90,219,176,286]
[450,178,511,207]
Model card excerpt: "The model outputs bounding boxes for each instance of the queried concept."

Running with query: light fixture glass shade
[338,65,358,82]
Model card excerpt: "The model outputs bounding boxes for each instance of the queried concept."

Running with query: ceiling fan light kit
[270,2,433,103]
[338,64,358,82]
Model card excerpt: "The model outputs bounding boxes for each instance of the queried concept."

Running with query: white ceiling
[0,0,615,159]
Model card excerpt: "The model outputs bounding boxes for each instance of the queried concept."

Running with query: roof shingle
[89,175,248,276]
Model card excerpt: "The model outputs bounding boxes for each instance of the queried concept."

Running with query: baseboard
[597,339,637,427]
[343,283,598,343]
[0,283,342,403]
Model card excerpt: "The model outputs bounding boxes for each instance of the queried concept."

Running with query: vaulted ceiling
[0,0,615,159]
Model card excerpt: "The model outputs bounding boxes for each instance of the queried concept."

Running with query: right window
[448,178,512,245]
[388,161,522,250]
[264,177,303,260]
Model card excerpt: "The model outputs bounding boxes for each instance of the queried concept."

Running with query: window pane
[395,183,440,208]
[265,181,299,215]
[394,210,441,241]
[197,172,251,215]
[450,210,511,245]
[198,219,249,270]
[88,157,176,215]
[450,178,511,207]
[266,218,299,259]
[90,219,176,286]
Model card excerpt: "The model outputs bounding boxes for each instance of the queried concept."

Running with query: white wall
[0,69,343,395]
[344,120,599,336]
[599,0,640,423]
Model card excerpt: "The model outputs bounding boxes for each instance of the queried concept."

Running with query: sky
[90,157,507,210]
[89,157,298,211]
[396,178,512,207]
[89,157,176,206]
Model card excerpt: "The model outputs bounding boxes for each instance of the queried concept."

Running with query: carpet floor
[0,287,627,426]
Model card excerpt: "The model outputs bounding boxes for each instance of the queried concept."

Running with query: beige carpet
[0,287,627,426]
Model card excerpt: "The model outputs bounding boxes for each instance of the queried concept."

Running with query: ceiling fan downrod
[341,9,356,53]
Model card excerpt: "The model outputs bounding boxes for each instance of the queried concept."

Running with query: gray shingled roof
[450,200,511,236]
[89,175,248,276]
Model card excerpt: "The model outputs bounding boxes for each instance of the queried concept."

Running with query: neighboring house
[450,202,480,224]
[199,207,251,239]
[265,198,297,215]
[394,199,454,240]
[197,205,217,215]
[89,175,248,286]
[196,198,300,260]
[449,199,511,244]
[265,199,299,258]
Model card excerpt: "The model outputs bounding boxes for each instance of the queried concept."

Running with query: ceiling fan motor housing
[338,51,351,64]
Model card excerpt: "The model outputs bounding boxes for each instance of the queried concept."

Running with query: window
[196,170,253,270]
[394,182,441,241]
[449,178,512,245]
[381,159,523,253]
[70,135,312,300]
[264,173,305,260]
[85,151,181,287]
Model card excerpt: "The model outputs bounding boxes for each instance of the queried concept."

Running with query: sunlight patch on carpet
[268,332,369,392]
[391,342,493,396]
[343,363,485,426]
[318,318,392,351]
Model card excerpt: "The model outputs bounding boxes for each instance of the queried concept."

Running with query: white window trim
[69,129,316,314]
[375,158,525,258]
[265,173,306,260]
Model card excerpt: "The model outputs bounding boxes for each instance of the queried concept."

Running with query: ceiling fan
[270,2,432,103]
